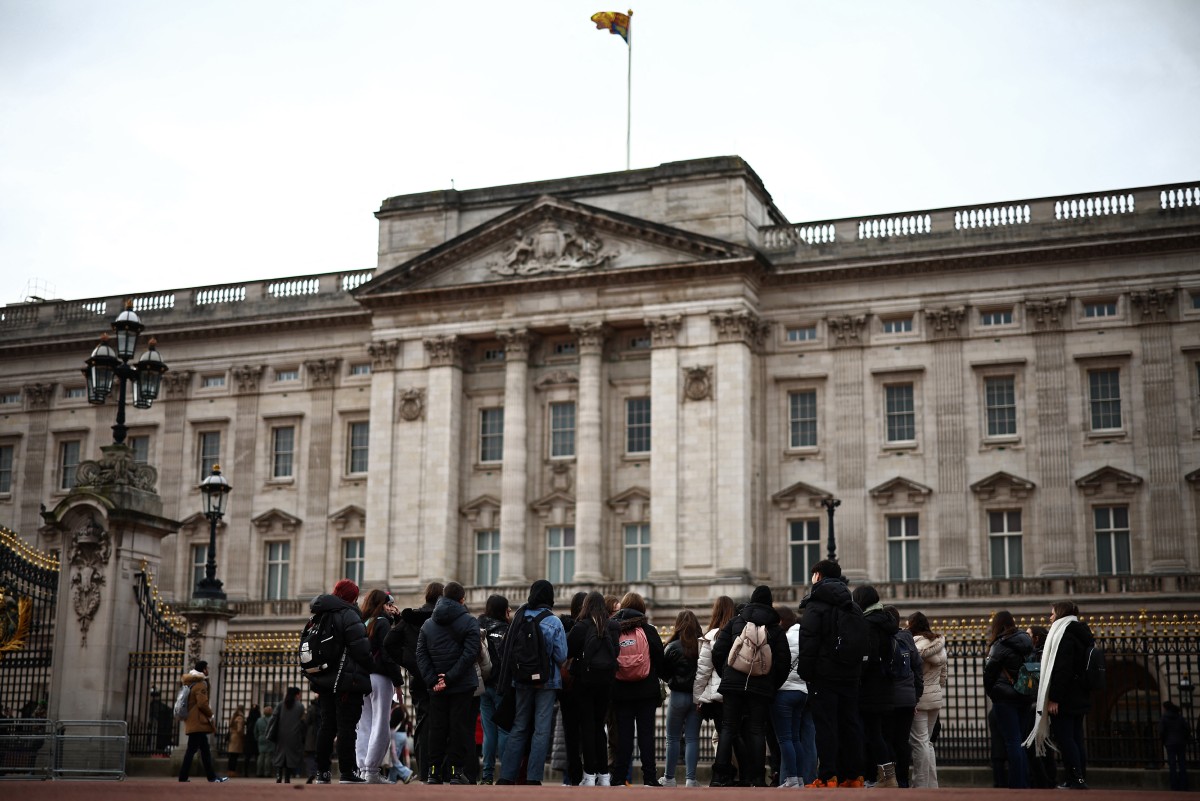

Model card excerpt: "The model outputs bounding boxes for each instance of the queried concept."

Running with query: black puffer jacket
[659,639,699,694]
[366,615,404,684]
[384,603,435,698]
[984,628,1033,705]
[711,603,791,697]
[858,605,899,713]
[416,596,481,695]
[306,594,373,695]
[608,609,665,702]
[796,577,862,686]
[479,614,509,689]
[1046,620,1095,716]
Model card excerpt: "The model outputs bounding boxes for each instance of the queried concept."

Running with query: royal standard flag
[591,11,630,44]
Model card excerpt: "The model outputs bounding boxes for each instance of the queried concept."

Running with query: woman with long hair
[770,605,815,787]
[609,591,666,786]
[273,687,306,783]
[852,585,897,788]
[565,591,616,785]
[906,611,945,788]
[356,589,403,783]
[659,609,703,786]
[693,596,735,728]
[984,609,1033,788]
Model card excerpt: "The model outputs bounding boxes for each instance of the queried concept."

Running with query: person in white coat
[906,612,946,788]
[692,596,735,730]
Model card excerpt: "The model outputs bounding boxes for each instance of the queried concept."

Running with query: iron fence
[215,634,319,757]
[124,567,186,757]
[0,527,58,720]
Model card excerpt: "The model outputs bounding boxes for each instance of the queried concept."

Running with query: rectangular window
[786,325,818,342]
[553,341,578,356]
[1193,292,1200,310]
[482,348,506,363]
[275,368,299,382]
[788,390,818,448]
[0,392,20,405]
[626,397,651,454]
[985,376,1017,437]
[201,374,225,388]
[1088,368,1122,430]
[980,308,1014,326]
[347,422,369,474]
[271,426,295,479]
[0,444,13,494]
[1094,506,1131,575]
[887,515,920,582]
[627,336,651,350]
[192,544,209,592]
[550,402,576,458]
[988,510,1023,578]
[476,529,500,585]
[1084,300,1118,318]
[480,408,504,462]
[546,526,575,584]
[130,435,150,464]
[882,317,913,334]
[60,440,81,490]
[789,519,821,585]
[63,386,87,399]
[885,384,916,443]
[349,363,372,376]
[199,432,221,479]
[343,538,365,587]
[624,523,651,582]
[265,541,291,600]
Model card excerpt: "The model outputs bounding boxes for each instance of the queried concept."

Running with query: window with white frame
[627,335,651,350]
[275,367,299,382]
[0,444,14,494]
[59,439,81,490]
[552,340,578,356]
[887,515,920,582]
[788,390,818,449]
[476,529,500,586]
[271,425,295,479]
[985,376,1017,437]
[1083,300,1118,318]
[988,510,1023,578]
[786,325,818,342]
[63,386,87,400]
[198,431,221,479]
[343,537,365,586]
[1192,292,1200,310]
[546,526,575,584]
[980,308,1014,326]
[347,422,369,474]
[349,363,372,376]
[192,543,209,592]
[550,401,576,458]
[1088,368,1122,431]
[626,397,651,454]
[1094,505,1131,575]
[482,347,506,363]
[265,541,291,599]
[201,374,226,389]
[882,316,913,334]
[789,519,820,585]
[480,408,504,462]
[0,391,20,406]
[624,523,650,582]
[885,384,916,443]
[130,434,150,464]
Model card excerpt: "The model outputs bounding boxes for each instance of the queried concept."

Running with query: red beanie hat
[333,579,359,604]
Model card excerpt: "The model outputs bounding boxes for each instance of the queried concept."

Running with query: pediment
[461,494,502,528]
[607,486,650,520]
[251,508,303,533]
[1075,465,1143,496]
[868,476,933,506]
[771,481,833,511]
[178,511,224,532]
[969,471,1036,501]
[356,194,756,297]
[328,505,366,532]
[530,489,576,525]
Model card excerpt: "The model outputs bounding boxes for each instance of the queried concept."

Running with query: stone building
[2,157,1198,631]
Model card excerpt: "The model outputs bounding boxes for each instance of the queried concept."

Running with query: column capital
[1026,297,1068,331]
[22,382,55,410]
[304,358,341,388]
[231,364,264,394]
[644,315,682,348]
[923,306,967,340]
[424,335,468,368]
[497,328,537,360]
[368,339,401,371]
[162,369,192,400]
[710,310,769,348]
[826,314,868,347]
[1130,287,1177,323]
[570,321,609,355]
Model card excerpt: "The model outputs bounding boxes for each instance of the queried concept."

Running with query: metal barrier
[0,718,53,780]
[52,720,126,780]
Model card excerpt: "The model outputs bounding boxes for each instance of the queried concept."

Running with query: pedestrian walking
[177,660,230,783]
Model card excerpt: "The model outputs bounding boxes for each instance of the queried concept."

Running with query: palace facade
[2,157,1199,630]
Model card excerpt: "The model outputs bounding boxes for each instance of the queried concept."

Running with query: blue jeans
[992,701,1030,788]
[479,686,508,781]
[500,687,556,782]
[770,689,814,783]
[664,690,700,781]
[387,731,413,782]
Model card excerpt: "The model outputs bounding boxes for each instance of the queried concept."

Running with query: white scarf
[1022,614,1075,755]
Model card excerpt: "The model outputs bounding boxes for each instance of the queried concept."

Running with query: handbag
[1015,661,1041,696]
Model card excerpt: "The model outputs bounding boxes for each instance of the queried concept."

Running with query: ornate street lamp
[820,496,841,562]
[82,301,168,444]
[194,465,232,600]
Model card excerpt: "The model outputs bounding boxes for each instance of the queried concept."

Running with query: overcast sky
[2,0,1198,304]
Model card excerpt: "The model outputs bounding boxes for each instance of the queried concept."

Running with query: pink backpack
[615,626,651,681]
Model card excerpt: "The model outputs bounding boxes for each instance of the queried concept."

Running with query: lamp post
[820,496,841,562]
[194,465,232,600]
[83,301,168,444]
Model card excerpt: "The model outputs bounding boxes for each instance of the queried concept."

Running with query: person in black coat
[307,579,375,784]
[565,591,615,785]
[983,610,1033,789]
[416,582,481,784]
[1043,600,1095,790]
[852,585,898,787]
[383,581,442,780]
[709,585,791,787]
[1161,700,1192,792]
[477,594,511,784]
[608,591,666,787]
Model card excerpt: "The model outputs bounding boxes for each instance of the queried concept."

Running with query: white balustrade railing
[797,223,837,244]
[195,285,247,305]
[1161,186,1199,209]
[954,204,1031,229]
[760,226,798,251]
[132,293,175,311]
[54,300,108,322]
[1054,194,1135,219]
[267,278,320,298]
[858,214,932,240]
[341,270,375,291]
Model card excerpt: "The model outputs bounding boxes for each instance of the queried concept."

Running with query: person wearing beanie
[709,585,790,787]
[496,579,568,785]
[178,660,230,782]
[306,579,374,784]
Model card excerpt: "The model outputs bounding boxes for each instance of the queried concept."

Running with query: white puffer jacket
[692,627,723,705]
[914,633,947,711]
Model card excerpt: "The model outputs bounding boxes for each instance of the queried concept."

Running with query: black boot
[276,769,283,783]
[426,764,443,785]
[284,768,291,784]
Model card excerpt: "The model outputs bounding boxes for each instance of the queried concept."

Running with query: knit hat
[527,579,555,608]
[750,585,773,606]
[333,579,359,603]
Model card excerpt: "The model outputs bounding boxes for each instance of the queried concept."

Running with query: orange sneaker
[805,777,837,788]
[838,776,865,788]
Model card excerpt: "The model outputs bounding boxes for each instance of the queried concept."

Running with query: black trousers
[612,696,658,785]
[425,690,475,780]
[316,691,364,777]
[809,681,863,783]
[559,689,584,784]
[179,732,216,781]
[576,682,612,775]
[884,705,915,785]
[714,691,770,786]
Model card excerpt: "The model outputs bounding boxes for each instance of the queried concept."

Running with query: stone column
[497,329,534,585]
[1027,298,1076,575]
[571,322,607,583]
[227,365,264,597]
[1132,288,1186,573]
[157,370,193,524]
[366,340,401,583]
[645,316,682,581]
[925,307,970,578]
[420,336,466,584]
[21,383,54,540]
[827,314,869,579]
[300,358,340,596]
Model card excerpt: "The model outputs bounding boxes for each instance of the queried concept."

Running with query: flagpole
[626,9,632,171]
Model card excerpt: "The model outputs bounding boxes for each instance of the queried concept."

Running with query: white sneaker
[582,773,597,786]
[659,777,676,787]
[597,773,612,787]
[685,780,700,788]
[365,771,393,784]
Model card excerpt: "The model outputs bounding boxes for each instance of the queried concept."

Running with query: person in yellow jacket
[178,660,230,783]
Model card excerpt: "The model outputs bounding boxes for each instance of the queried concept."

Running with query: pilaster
[21,383,53,539]
[300,358,339,595]
[420,337,466,584]
[930,330,969,578]
[497,329,534,585]
[645,315,682,582]
[228,365,264,598]
[1028,298,1075,575]
[366,343,400,583]
[571,322,607,583]
[830,341,867,578]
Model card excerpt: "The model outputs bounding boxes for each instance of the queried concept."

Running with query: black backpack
[885,632,915,681]
[482,620,508,685]
[511,609,553,685]
[1084,643,1106,692]
[576,621,617,684]
[830,604,870,672]
[299,610,342,679]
